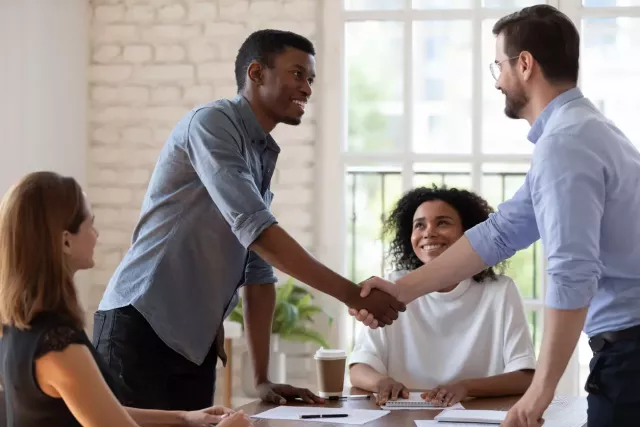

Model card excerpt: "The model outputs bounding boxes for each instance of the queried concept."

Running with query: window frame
[317,0,640,395]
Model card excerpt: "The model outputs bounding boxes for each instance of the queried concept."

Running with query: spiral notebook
[378,392,465,410]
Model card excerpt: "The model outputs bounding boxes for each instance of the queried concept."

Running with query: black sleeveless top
[0,312,126,427]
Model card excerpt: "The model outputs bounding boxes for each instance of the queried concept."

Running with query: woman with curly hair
[348,186,535,407]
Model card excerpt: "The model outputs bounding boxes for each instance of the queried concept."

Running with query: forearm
[531,306,587,392]
[349,364,388,392]
[244,283,276,385]
[250,224,358,304]
[395,236,486,303]
[460,370,534,398]
[126,407,186,426]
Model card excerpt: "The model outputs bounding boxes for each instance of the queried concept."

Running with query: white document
[435,409,506,424]
[541,396,587,427]
[376,392,465,410]
[416,421,495,427]
[416,396,586,427]
[382,402,465,411]
[251,406,390,425]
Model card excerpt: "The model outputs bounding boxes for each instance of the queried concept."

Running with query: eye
[437,220,450,226]
[308,77,315,86]
[414,223,424,230]
[292,70,303,78]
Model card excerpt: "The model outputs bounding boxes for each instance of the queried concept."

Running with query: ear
[62,230,73,255]
[520,51,535,82]
[247,61,263,86]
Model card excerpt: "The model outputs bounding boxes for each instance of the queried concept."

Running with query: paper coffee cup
[314,348,347,398]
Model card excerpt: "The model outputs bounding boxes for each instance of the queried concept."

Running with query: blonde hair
[0,171,86,329]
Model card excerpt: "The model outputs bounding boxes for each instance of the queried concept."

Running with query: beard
[503,83,528,119]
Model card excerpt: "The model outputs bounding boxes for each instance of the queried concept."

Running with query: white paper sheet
[382,402,465,411]
[376,392,465,410]
[251,406,390,425]
[435,409,505,424]
[415,396,587,427]
[416,421,495,427]
[541,396,587,427]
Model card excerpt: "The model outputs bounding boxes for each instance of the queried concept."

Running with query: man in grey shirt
[93,29,404,411]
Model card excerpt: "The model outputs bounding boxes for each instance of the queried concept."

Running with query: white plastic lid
[314,348,347,360]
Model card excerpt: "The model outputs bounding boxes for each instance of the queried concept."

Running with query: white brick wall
[88,2,323,396]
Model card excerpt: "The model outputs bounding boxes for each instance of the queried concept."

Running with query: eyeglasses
[489,56,519,81]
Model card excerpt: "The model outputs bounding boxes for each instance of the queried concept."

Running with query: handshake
[345,276,406,329]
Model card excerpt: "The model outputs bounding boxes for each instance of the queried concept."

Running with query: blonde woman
[0,172,249,427]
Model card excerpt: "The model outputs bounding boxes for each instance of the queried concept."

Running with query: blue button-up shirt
[98,95,280,364]
[466,88,640,337]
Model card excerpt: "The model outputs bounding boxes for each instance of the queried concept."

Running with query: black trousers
[585,337,640,426]
[92,305,217,411]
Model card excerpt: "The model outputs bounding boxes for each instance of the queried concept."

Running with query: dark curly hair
[384,185,505,283]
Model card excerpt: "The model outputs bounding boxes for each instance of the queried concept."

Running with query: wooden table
[238,390,588,426]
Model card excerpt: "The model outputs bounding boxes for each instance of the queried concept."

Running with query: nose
[424,223,438,238]
[494,79,501,90]
[300,80,312,97]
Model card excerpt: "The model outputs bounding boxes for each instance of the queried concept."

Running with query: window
[319,0,640,395]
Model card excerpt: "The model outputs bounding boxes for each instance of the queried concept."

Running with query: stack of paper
[416,422,494,427]
[378,392,465,411]
[435,409,505,424]
[415,396,587,427]
[252,406,390,425]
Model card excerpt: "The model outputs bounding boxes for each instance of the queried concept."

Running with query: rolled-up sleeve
[348,324,388,375]
[244,250,278,286]
[530,135,604,310]
[465,177,540,267]
[185,107,277,248]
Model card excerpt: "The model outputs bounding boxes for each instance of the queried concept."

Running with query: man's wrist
[340,283,361,307]
[175,411,190,427]
[255,377,271,387]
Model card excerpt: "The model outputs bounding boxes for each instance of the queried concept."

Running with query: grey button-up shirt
[98,95,280,365]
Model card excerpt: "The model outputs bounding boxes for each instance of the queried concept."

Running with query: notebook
[377,392,464,410]
[434,409,506,424]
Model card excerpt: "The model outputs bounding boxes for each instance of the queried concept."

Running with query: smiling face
[410,200,465,264]
[257,46,316,126]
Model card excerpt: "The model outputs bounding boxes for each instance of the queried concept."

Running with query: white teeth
[422,244,443,250]
[293,100,306,109]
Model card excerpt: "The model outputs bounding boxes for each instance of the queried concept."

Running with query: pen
[299,414,349,419]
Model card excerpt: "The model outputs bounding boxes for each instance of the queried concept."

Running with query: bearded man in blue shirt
[355,5,640,427]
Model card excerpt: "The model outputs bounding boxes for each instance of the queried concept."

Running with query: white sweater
[348,273,536,390]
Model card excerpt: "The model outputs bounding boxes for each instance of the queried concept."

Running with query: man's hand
[347,277,404,328]
[359,276,399,299]
[180,405,236,426]
[421,381,468,407]
[375,377,409,405]
[501,386,553,427]
[346,287,405,327]
[257,381,325,405]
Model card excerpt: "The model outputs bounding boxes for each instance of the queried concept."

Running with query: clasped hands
[348,276,403,329]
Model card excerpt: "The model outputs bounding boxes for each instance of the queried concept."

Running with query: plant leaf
[228,309,244,327]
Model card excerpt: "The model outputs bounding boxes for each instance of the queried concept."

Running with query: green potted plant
[229,278,333,396]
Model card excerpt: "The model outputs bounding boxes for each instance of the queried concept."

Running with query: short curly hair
[384,185,505,283]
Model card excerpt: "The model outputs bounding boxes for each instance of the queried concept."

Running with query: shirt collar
[233,95,267,141]
[427,278,472,302]
[527,87,583,144]
[232,95,281,154]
